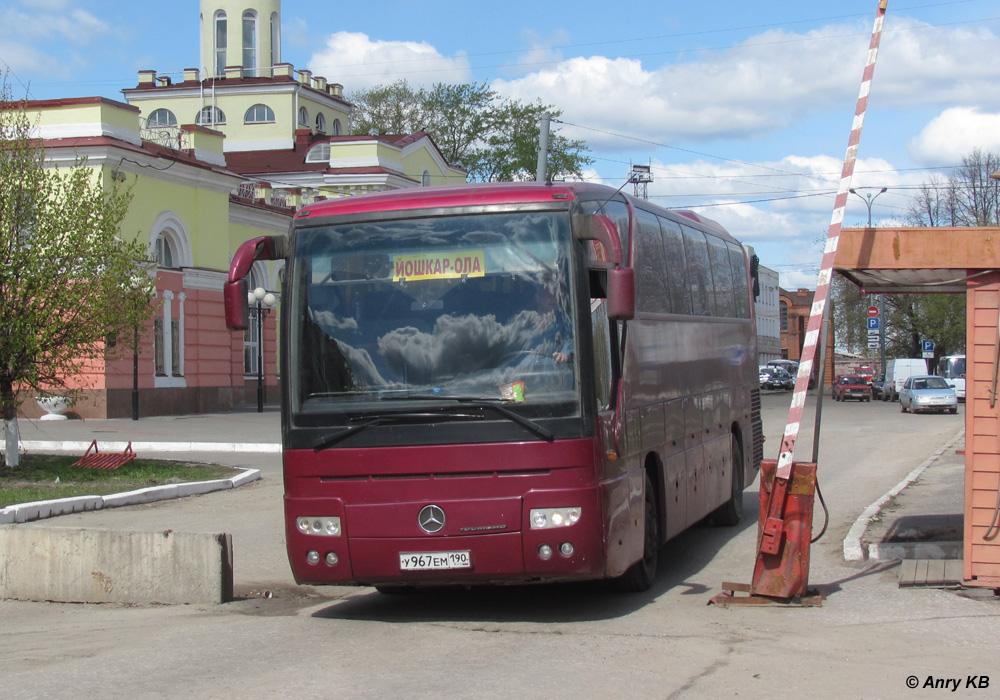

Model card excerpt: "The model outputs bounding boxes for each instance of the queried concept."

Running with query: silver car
[899,375,958,414]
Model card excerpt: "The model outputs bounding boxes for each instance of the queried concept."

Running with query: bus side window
[634,208,670,313]
[590,296,613,411]
[727,242,751,319]
[681,225,716,317]
[706,235,736,318]
[659,216,691,315]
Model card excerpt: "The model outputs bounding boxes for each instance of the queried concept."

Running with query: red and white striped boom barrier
[715,0,889,605]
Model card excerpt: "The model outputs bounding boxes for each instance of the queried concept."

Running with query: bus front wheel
[614,471,659,592]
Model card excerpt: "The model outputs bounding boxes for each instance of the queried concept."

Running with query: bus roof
[294,181,738,244]
[294,182,609,220]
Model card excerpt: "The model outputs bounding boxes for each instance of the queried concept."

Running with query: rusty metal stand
[72,440,136,470]
[710,582,825,608]
[709,459,823,606]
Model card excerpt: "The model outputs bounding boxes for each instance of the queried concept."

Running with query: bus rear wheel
[713,438,744,527]
[615,471,659,592]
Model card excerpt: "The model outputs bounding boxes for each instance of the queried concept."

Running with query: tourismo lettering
[392,251,486,281]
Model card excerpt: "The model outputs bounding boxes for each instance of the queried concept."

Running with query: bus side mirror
[225,235,287,331]
[224,277,250,330]
[608,267,635,320]
[575,214,623,265]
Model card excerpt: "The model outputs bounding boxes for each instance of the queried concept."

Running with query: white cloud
[875,20,1000,109]
[1,7,110,45]
[493,18,1000,150]
[0,39,68,81]
[908,107,1000,166]
[308,32,473,90]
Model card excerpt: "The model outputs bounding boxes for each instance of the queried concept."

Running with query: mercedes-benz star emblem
[418,505,446,533]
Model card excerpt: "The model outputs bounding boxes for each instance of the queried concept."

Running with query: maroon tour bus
[225,182,762,592]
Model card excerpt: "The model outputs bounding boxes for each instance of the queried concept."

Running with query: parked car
[899,375,958,414]
[883,358,928,402]
[759,366,794,390]
[870,373,885,400]
[833,375,871,402]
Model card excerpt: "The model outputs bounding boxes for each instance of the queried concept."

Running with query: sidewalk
[845,428,965,563]
[11,408,282,454]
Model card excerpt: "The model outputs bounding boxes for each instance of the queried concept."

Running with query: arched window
[422,170,431,187]
[147,108,177,127]
[149,212,193,270]
[196,106,226,126]
[244,264,269,376]
[244,104,275,123]
[242,10,257,76]
[779,301,789,332]
[214,11,227,77]
[298,106,309,126]
[331,119,343,135]
[306,143,330,163]
[155,235,175,268]
[315,112,326,133]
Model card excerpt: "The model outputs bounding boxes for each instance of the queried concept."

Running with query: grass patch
[0,453,242,508]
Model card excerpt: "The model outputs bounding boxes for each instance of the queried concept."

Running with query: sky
[2,0,1000,289]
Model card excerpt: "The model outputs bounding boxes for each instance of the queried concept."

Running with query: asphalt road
[2,393,997,700]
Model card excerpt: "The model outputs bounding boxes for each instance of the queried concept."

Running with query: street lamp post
[849,187,889,374]
[248,286,277,413]
[132,323,139,421]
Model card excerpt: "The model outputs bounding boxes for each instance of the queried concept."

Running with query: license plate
[399,551,472,571]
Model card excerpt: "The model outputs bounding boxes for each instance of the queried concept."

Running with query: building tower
[200,0,281,79]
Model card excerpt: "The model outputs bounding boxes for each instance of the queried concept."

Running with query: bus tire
[713,438,744,527]
[614,471,659,592]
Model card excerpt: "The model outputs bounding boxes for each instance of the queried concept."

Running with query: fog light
[325,552,339,566]
[559,542,574,557]
[537,544,553,560]
[306,550,320,565]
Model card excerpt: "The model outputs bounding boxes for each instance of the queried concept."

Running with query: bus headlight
[296,516,342,536]
[530,507,582,529]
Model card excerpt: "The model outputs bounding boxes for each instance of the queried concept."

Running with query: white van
[937,354,966,401]
[883,358,928,401]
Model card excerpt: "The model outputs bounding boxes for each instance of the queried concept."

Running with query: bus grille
[750,388,764,469]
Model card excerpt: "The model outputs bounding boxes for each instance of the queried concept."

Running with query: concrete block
[0,507,13,525]
[0,525,233,604]
[230,468,262,488]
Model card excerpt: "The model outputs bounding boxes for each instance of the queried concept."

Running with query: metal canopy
[835,226,1000,294]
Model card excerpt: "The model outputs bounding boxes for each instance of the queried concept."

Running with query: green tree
[348,80,592,182]
[1,77,154,467]
[832,150,1000,370]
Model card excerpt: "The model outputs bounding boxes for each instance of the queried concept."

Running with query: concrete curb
[842,429,964,562]
[19,440,280,454]
[0,469,261,525]
[867,540,963,561]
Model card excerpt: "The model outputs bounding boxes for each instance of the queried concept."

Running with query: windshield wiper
[311,409,491,451]
[379,394,554,442]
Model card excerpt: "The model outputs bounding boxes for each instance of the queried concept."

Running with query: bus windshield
[289,210,580,424]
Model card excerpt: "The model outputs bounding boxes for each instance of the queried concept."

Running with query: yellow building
[19,0,466,419]
[123,0,466,199]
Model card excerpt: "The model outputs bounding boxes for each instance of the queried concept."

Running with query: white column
[178,292,187,376]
